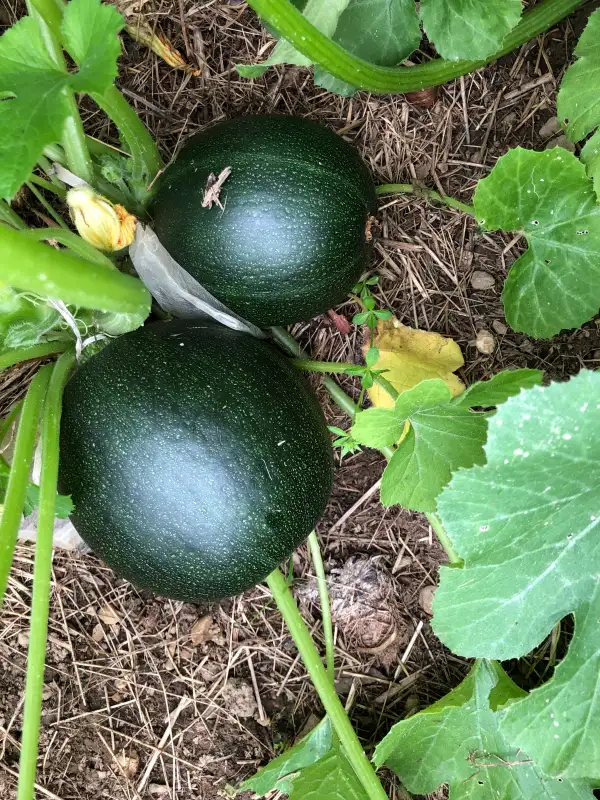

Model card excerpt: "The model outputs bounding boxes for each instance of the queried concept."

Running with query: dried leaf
[365,316,464,408]
[116,750,139,779]
[124,19,202,75]
[327,308,351,335]
[190,615,213,645]
[98,604,120,626]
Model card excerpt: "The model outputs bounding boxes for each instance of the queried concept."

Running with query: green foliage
[239,718,333,795]
[374,659,595,799]
[419,0,522,61]
[433,371,600,775]
[557,8,600,193]
[474,147,600,338]
[0,471,73,519]
[328,426,362,459]
[0,286,61,351]
[0,0,124,199]
[452,368,543,408]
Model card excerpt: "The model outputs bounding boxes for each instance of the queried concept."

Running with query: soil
[0,1,598,798]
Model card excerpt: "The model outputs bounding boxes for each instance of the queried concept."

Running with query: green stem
[26,182,69,230]
[37,156,66,190]
[425,511,461,565]
[0,365,53,606]
[21,228,116,270]
[0,201,28,231]
[307,531,335,681]
[0,402,23,444]
[246,0,586,93]
[377,184,476,218]
[374,375,399,402]
[0,342,71,372]
[291,358,361,373]
[17,351,76,800]
[0,225,151,315]
[92,86,163,189]
[28,174,67,198]
[266,569,388,800]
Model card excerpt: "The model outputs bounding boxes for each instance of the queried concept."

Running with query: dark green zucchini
[59,321,333,602]
[152,115,377,326]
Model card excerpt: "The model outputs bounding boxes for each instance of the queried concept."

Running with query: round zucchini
[59,321,333,602]
[152,115,377,326]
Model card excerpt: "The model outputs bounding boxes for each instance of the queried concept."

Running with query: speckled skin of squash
[59,320,333,602]
[151,115,377,326]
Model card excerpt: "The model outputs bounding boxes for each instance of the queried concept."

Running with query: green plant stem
[0,342,71,372]
[92,86,163,189]
[26,182,69,230]
[29,174,67,198]
[291,358,363,373]
[246,0,586,93]
[0,365,53,606]
[272,327,459,565]
[37,156,66,190]
[377,183,475,218]
[307,531,335,681]
[0,402,23,444]
[0,225,151,315]
[266,569,388,800]
[0,201,28,231]
[17,351,75,800]
[21,228,116,270]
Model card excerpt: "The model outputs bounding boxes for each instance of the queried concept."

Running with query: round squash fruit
[152,115,377,326]
[59,321,333,602]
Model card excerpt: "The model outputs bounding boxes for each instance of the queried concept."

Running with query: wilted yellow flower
[67,186,136,251]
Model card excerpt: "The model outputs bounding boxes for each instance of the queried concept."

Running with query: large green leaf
[500,581,600,779]
[474,147,600,338]
[580,128,600,198]
[419,0,522,61]
[238,718,333,796]
[352,379,488,512]
[453,369,543,408]
[287,748,369,800]
[0,0,124,199]
[557,9,600,144]
[314,0,421,95]
[373,660,594,799]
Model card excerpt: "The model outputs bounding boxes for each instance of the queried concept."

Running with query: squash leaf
[452,368,543,408]
[433,370,600,775]
[365,317,464,410]
[353,379,488,511]
[474,147,600,338]
[557,8,600,194]
[0,0,124,199]
[373,659,595,799]
[419,0,522,61]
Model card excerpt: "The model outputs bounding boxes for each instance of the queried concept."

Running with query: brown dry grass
[0,1,596,798]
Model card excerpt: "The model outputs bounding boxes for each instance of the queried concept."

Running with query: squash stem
[266,569,388,800]
[377,183,476,218]
[0,200,28,231]
[0,402,23,445]
[0,342,71,373]
[272,327,460,565]
[17,351,76,800]
[0,365,53,606]
[307,531,335,681]
[245,0,586,93]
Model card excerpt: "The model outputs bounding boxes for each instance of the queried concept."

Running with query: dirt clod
[418,585,437,616]
[475,329,496,355]
[545,133,576,153]
[220,679,257,718]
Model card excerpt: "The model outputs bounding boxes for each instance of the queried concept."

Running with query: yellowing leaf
[365,317,464,408]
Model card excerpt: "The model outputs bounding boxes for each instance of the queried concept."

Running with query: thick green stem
[291,358,361,373]
[266,569,388,800]
[0,201,28,231]
[0,366,53,606]
[0,225,151,315]
[377,184,476,218]
[92,86,163,189]
[17,351,75,800]
[246,0,585,93]
[21,228,116,270]
[426,512,461,565]
[307,531,335,680]
[0,342,71,372]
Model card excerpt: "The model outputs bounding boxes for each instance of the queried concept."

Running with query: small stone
[470,270,495,290]
[545,134,576,153]
[492,320,508,335]
[17,631,29,648]
[475,329,495,355]
[418,585,436,616]
[539,116,561,139]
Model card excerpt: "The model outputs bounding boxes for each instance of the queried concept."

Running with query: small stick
[202,167,231,210]
[136,696,192,793]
